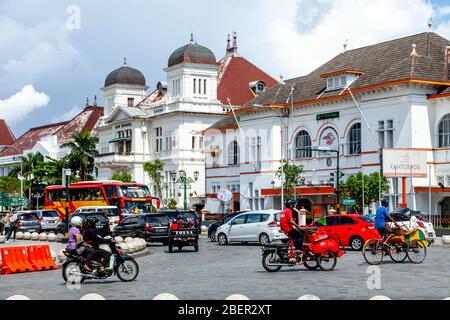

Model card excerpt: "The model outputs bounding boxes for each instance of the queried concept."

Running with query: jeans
[288,228,304,250]
[6,227,17,241]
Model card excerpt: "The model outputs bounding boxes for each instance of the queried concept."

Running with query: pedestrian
[328,207,337,215]
[2,212,11,241]
[6,211,19,242]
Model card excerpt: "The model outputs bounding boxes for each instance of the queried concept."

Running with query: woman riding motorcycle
[82,216,113,270]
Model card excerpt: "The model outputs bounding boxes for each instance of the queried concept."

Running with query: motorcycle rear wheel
[304,257,319,270]
[317,252,337,271]
[116,259,139,282]
[262,252,282,272]
[62,261,86,284]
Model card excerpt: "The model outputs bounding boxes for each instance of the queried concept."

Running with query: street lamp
[171,170,199,210]
[64,169,72,239]
[297,146,343,214]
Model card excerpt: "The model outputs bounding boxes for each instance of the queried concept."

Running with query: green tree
[341,172,389,213]
[33,157,66,185]
[61,130,98,181]
[143,160,164,202]
[0,176,21,195]
[166,199,178,210]
[275,160,304,198]
[111,173,132,183]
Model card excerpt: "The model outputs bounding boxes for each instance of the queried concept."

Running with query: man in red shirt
[280,200,304,250]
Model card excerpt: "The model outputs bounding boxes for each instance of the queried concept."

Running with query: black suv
[56,212,111,237]
[113,213,169,245]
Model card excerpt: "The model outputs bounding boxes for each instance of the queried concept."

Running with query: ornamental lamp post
[171,169,199,210]
[64,169,72,239]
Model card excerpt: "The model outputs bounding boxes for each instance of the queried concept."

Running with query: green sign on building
[316,112,340,121]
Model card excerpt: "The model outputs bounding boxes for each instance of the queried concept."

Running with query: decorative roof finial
[428,17,433,33]
[93,95,97,107]
[86,97,89,107]
[343,39,348,52]
[226,34,231,52]
[190,33,194,44]
[232,31,238,49]
[123,57,128,66]
[411,43,419,57]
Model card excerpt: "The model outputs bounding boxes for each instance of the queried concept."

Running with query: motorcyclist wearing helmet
[82,216,111,269]
[67,216,93,271]
[375,199,396,240]
[280,199,304,250]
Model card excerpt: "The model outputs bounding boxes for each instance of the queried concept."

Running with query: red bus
[44,181,161,219]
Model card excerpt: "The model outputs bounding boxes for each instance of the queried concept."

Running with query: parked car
[73,206,119,231]
[34,209,60,231]
[311,214,379,251]
[113,213,169,245]
[15,211,42,233]
[216,210,288,246]
[56,212,111,237]
[388,208,436,244]
[208,212,240,242]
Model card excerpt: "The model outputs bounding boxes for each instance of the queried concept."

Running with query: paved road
[1,238,449,300]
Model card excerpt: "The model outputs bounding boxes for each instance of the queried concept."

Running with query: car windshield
[20,213,39,221]
[81,214,108,223]
[42,211,59,218]
[119,185,151,198]
[146,215,169,225]
[123,201,153,213]
[222,215,236,223]
[359,216,375,223]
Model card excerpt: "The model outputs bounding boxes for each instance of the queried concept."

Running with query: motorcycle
[62,240,139,283]
[261,227,345,272]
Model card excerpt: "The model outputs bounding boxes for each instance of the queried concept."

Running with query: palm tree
[143,160,164,202]
[61,130,98,181]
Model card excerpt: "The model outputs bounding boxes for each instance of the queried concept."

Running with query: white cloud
[0,16,79,92]
[51,105,82,123]
[244,0,439,78]
[0,85,50,125]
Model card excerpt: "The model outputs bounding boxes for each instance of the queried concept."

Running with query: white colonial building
[95,34,276,209]
[204,32,450,218]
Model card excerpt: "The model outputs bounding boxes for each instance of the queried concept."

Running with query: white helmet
[71,216,83,227]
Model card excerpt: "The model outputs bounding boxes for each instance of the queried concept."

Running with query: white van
[73,206,119,231]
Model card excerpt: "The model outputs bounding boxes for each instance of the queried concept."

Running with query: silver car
[34,210,61,231]
[16,211,42,233]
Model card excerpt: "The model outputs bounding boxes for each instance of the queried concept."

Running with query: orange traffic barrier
[0,247,33,274]
[27,245,57,271]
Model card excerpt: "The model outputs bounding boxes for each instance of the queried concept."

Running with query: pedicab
[261,226,345,272]
[168,216,199,253]
[362,223,427,265]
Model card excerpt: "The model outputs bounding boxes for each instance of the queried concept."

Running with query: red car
[310,214,379,251]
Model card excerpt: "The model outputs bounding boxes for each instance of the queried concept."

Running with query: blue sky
[1,0,450,137]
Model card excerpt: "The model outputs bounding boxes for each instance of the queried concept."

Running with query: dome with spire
[104,59,146,87]
[168,34,217,68]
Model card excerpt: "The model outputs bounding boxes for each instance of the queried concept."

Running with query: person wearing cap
[375,199,396,240]
[328,207,337,215]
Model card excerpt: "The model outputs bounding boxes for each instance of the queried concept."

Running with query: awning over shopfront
[414,187,450,193]
[109,137,131,143]
[261,186,335,196]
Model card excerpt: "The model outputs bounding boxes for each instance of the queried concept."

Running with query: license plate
[29,229,35,232]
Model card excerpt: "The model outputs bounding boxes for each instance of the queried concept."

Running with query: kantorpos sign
[382,149,428,178]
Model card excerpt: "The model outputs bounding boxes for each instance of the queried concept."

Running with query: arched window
[228,141,240,165]
[295,131,312,159]
[438,114,450,148]
[348,123,361,155]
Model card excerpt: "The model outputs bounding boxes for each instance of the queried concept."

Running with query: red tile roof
[217,54,278,106]
[56,106,104,143]
[0,119,15,146]
[0,122,67,157]
[0,105,104,157]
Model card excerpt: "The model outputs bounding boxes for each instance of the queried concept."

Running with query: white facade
[204,83,450,216]
[96,59,227,209]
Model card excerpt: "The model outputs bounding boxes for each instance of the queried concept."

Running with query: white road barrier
[31,232,39,241]
[225,294,250,300]
[39,233,48,241]
[15,232,24,240]
[153,293,179,300]
[80,293,106,300]
[47,233,57,242]
[23,232,32,240]
[298,294,321,300]
[6,295,31,300]
[370,295,391,300]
